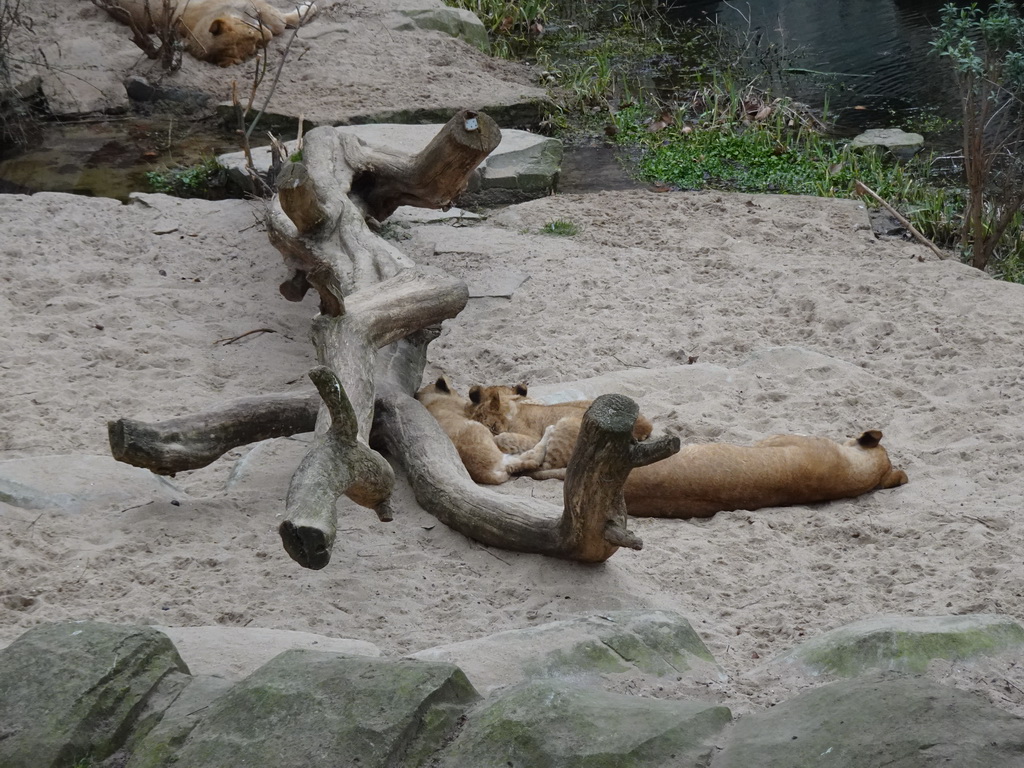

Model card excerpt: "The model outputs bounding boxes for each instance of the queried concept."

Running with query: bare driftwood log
[278,269,468,568]
[110,109,658,570]
[108,393,320,475]
[265,112,490,568]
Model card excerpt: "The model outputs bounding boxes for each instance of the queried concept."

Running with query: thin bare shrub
[932,0,1024,272]
[1,0,36,150]
[91,0,182,72]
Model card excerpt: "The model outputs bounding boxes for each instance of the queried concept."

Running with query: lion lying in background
[624,430,908,518]
[464,382,906,515]
[415,377,559,485]
[467,383,653,474]
[102,0,317,66]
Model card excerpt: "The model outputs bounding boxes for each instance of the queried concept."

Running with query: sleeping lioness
[466,383,653,475]
[103,0,318,66]
[415,377,557,486]
[624,430,908,518]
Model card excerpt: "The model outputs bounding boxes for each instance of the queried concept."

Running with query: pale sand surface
[3,187,1024,717]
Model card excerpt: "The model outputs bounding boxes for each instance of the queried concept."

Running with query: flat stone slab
[392,4,488,50]
[410,610,724,695]
[714,672,1024,767]
[218,124,562,203]
[438,679,731,768]
[0,453,183,517]
[850,128,925,160]
[153,625,382,680]
[764,613,1024,680]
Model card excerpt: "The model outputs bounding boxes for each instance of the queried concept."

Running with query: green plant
[443,0,551,55]
[540,219,579,235]
[931,0,1024,271]
[146,157,226,199]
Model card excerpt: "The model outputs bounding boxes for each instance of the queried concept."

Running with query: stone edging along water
[3,611,1024,767]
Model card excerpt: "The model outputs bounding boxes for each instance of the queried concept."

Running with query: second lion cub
[467,383,653,473]
[416,377,553,485]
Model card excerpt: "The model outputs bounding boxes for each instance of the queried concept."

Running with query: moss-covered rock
[714,672,1024,767]
[411,610,722,694]
[143,650,479,768]
[395,7,489,51]
[0,621,190,768]
[768,614,1024,679]
[438,679,731,768]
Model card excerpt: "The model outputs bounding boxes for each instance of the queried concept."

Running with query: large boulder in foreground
[0,622,190,768]
[133,649,479,768]
[713,672,1024,768]
[439,679,732,768]
[765,614,1024,680]
[411,610,724,694]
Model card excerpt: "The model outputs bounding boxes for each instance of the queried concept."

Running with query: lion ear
[435,377,451,394]
[468,385,483,404]
[515,382,529,397]
[209,18,227,35]
[857,430,883,448]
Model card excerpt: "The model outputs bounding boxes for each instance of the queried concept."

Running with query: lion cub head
[467,383,528,435]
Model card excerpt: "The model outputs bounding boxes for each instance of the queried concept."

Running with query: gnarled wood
[278,269,468,568]
[110,108,657,570]
[562,395,680,561]
[281,366,395,570]
[373,383,660,563]
[107,393,320,475]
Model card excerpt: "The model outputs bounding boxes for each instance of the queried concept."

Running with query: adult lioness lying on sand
[467,383,654,473]
[624,430,908,518]
[102,0,317,66]
[415,377,558,485]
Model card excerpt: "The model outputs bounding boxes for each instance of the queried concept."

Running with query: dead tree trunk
[109,110,660,569]
[373,387,678,562]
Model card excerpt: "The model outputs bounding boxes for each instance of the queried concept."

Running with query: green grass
[443,0,1024,282]
[146,157,226,199]
[540,219,579,236]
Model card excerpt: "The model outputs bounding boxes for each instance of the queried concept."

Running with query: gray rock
[154,650,479,768]
[850,128,925,160]
[411,610,724,695]
[224,436,312,493]
[0,453,183,516]
[218,123,561,204]
[124,675,236,768]
[713,672,1024,768]
[393,6,489,51]
[766,614,1024,679]
[439,679,732,768]
[0,621,190,768]
[153,624,381,680]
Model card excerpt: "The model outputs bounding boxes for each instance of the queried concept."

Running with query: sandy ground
[3,185,1024,718]
[4,0,1024,721]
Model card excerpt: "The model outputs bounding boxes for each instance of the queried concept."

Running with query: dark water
[664,0,1022,132]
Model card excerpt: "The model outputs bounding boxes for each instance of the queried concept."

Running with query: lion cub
[467,383,654,474]
[415,377,553,485]
[624,430,908,518]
